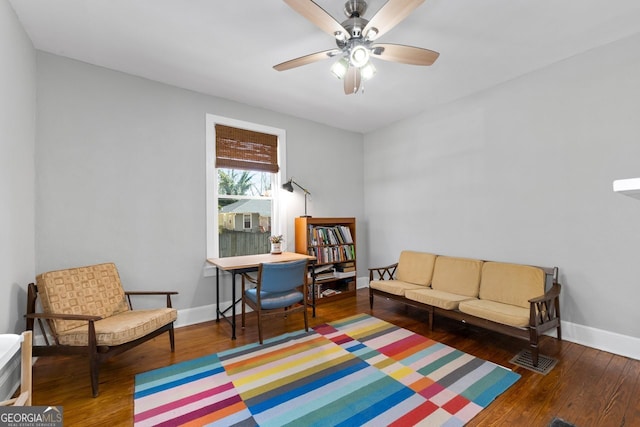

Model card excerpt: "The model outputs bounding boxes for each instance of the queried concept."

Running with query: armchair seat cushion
[245,289,303,310]
[369,280,425,296]
[405,288,477,310]
[56,308,177,346]
[458,299,529,328]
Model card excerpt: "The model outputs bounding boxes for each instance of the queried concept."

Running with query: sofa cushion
[405,288,477,310]
[479,262,545,308]
[396,251,437,286]
[458,299,529,328]
[431,256,483,297]
[370,280,425,296]
[36,263,130,335]
[56,308,177,346]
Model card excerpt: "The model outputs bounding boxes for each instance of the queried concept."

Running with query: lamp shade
[282,180,294,192]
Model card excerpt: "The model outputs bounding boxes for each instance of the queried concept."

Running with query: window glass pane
[217,168,273,257]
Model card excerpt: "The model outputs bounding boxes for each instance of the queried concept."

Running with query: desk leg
[231,272,237,340]
[216,267,220,322]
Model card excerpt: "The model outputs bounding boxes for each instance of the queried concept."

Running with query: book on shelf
[320,288,340,297]
[335,262,355,272]
[308,263,336,281]
[313,264,334,273]
[315,271,336,281]
[334,271,356,279]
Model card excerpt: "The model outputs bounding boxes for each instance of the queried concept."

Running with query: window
[206,115,286,264]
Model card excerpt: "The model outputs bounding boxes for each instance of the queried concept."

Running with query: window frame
[205,114,287,270]
[243,213,252,230]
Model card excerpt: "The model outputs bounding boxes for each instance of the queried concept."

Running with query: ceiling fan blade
[363,0,425,41]
[283,0,350,40]
[274,49,341,71]
[344,65,361,95]
[371,43,439,66]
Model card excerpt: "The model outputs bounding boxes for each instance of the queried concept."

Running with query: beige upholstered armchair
[25,263,178,397]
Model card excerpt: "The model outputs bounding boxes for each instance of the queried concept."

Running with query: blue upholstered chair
[241,259,309,344]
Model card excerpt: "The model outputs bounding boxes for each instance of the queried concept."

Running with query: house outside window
[206,115,286,260]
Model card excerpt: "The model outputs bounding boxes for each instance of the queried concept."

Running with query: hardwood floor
[30,289,639,426]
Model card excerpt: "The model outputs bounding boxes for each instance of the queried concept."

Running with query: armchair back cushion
[36,263,130,335]
[396,251,437,286]
[479,262,545,308]
[431,256,483,297]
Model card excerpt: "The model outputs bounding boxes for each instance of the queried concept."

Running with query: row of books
[307,262,356,281]
[307,225,354,246]
[308,245,355,264]
[315,279,356,299]
[308,270,356,281]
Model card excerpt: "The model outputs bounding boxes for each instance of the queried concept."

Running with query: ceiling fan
[274,0,439,95]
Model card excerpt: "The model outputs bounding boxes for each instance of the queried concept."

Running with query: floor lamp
[282,178,311,217]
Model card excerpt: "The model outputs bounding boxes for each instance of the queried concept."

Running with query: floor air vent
[510,349,557,375]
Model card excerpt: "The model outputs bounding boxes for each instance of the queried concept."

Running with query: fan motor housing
[341,16,368,40]
[343,0,367,18]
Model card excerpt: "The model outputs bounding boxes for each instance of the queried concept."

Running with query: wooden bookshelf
[295,217,356,304]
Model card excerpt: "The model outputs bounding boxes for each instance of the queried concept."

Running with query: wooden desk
[207,252,316,339]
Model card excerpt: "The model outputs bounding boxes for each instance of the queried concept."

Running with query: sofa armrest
[529,283,561,328]
[125,291,178,309]
[368,263,398,281]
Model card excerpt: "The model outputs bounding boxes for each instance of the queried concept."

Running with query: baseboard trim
[177,282,640,362]
[557,320,640,361]
[175,276,371,328]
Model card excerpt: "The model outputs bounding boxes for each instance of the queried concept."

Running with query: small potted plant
[269,234,283,254]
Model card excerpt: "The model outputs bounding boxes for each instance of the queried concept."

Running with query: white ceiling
[9,0,640,133]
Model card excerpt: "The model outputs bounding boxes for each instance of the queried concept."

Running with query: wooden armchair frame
[25,282,177,397]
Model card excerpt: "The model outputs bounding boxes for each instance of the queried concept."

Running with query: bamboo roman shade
[215,124,279,173]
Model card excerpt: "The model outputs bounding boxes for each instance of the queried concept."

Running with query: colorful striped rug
[134,314,519,426]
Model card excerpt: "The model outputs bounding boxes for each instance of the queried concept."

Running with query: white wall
[365,33,640,357]
[0,0,36,334]
[35,52,364,315]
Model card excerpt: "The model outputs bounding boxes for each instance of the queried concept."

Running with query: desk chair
[241,259,309,344]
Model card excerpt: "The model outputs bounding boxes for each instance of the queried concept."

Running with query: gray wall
[35,52,365,313]
[364,33,640,345]
[0,0,36,334]
[6,0,639,357]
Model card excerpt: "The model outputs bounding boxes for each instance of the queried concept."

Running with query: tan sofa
[369,251,562,366]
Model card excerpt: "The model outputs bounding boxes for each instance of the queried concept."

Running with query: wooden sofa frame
[25,282,177,397]
[369,262,562,366]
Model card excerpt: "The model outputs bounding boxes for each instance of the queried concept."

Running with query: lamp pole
[283,179,311,217]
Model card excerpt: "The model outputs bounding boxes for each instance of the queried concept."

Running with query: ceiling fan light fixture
[360,61,376,80]
[330,57,349,79]
[350,45,369,68]
[364,27,378,41]
[275,0,437,95]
